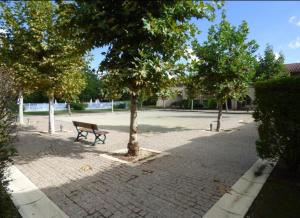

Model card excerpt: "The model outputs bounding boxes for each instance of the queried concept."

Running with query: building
[285,63,300,77]
[156,85,254,110]
[157,63,299,109]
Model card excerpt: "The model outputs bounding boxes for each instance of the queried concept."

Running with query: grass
[0,183,21,218]
[246,160,300,218]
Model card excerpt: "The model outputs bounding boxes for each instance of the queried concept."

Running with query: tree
[73,1,221,156]
[192,13,258,131]
[157,87,175,109]
[56,70,87,116]
[0,2,39,125]
[101,73,124,112]
[254,44,288,81]
[79,69,102,102]
[183,73,200,110]
[138,89,153,110]
[1,1,86,134]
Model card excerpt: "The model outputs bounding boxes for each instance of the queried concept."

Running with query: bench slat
[73,121,98,130]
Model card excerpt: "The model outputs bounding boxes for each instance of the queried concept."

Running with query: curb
[6,165,69,218]
[203,159,276,218]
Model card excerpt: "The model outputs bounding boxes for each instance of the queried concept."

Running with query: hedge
[70,102,87,111]
[170,99,204,109]
[253,76,300,171]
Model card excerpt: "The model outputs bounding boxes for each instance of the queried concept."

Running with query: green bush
[0,68,17,202]
[203,98,217,109]
[70,102,87,111]
[143,96,158,106]
[116,103,127,109]
[253,77,300,171]
[170,99,203,109]
[171,99,189,109]
[193,100,204,109]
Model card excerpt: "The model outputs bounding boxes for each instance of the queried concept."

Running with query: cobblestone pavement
[14,110,258,218]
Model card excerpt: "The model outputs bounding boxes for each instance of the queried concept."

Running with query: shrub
[170,101,180,108]
[143,96,158,106]
[70,102,87,110]
[116,103,126,109]
[171,100,188,109]
[202,98,217,109]
[253,77,300,171]
[0,68,17,192]
[180,99,190,109]
[171,99,204,109]
[193,100,204,109]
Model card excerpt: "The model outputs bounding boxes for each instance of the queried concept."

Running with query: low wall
[23,101,128,112]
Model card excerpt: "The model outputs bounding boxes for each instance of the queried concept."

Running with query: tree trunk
[225,100,228,112]
[67,102,72,116]
[112,99,114,112]
[216,102,223,132]
[127,95,139,156]
[18,90,24,125]
[49,96,55,134]
[191,99,194,110]
[163,99,165,108]
[140,101,143,110]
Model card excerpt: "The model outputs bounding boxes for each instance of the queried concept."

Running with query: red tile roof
[285,63,300,76]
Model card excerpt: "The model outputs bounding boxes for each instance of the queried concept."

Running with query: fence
[86,101,128,110]
[23,101,128,112]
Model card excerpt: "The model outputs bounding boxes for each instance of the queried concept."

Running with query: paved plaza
[13,110,258,218]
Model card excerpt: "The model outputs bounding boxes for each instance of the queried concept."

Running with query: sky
[89,1,300,70]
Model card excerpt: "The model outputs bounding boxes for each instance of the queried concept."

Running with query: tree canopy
[0,1,87,133]
[0,1,39,94]
[254,44,288,81]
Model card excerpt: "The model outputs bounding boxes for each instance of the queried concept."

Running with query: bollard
[60,124,63,132]
[27,118,30,125]
[210,123,213,131]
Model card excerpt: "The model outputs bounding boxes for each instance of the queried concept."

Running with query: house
[157,63,299,109]
[156,85,254,110]
[285,63,300,77]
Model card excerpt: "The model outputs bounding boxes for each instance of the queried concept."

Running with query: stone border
[6,165,69,218]
[100,147,169,166]
[203,159,276,218]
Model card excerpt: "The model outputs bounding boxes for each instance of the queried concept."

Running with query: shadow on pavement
[11,122,258,217]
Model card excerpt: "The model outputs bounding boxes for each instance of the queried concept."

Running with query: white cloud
[289,16,296,23]
[289,16,300,27]
[288,36,300,49]
[274,52,280,59]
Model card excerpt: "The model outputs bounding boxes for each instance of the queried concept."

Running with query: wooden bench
[72,121,109,146]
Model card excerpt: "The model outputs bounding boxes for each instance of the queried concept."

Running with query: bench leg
[75,131,88,142]
[92,134,106,146]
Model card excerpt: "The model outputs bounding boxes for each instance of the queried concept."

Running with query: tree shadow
[165,115,231,119]
[157,109,253,115]
[11,122,258,217]
[17,124,38,132]
[13,132,107,165]
[101,124,193,133]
